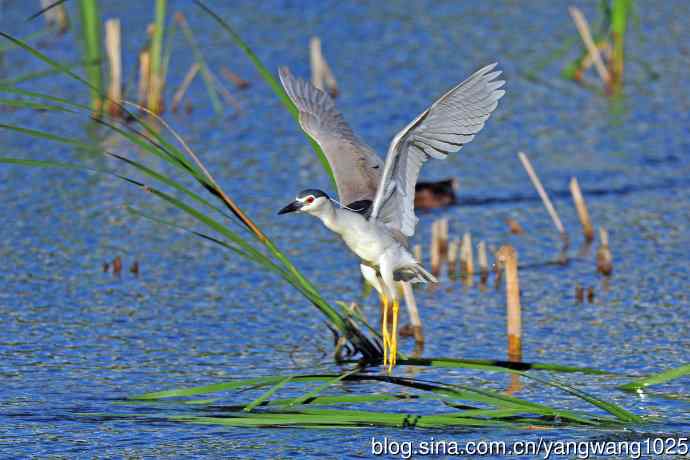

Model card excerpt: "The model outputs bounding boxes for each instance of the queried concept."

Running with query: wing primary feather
[370,63,505,237]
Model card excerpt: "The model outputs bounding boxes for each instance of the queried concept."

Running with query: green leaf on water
[518,372,642,423]
[619,364,690,392]
[243,376,293,412]
[288,368,361,407]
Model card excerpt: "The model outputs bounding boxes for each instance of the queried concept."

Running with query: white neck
[309,200,341,234]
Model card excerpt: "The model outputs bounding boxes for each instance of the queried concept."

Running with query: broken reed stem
[596,226,613,275]
[497,245,521,362]
[569,177,594,242]
[447,239,458,278]
[138,49,151,107]
[413,244,422,263]
[581,42,612,74]
[460,232,474,283]
[104,19,122,117]
[40,0,70,34]
[438,218,449,255]
[309,36,338,97]
[575,284,585,303]
[176,12,223,115]
[506,217,524,235]
[569,6,611,85]
[430,220,441,276]
[209,71,242,112]
[113,255,122,275]
[171,63,200,112]
[401,282,424,344]
[221,66,250,89]
[478,240,489,285]
[518,152,568,245]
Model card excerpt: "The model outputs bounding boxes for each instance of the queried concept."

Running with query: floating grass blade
[288,368,360,407]
[132,375,337,400]
[619,364,690,392]
[111,369,639,429]
[395,356,612,375]
[243,376,293,412]
[518,372,642,423]
[256,392,442,408]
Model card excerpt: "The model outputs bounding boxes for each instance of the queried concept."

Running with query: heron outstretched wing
[279,67,383,207]
[370,63,505,237]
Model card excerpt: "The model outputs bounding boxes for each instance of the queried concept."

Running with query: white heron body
[312,203,392,264]
[277,63,505,370]
[299,197,433,298]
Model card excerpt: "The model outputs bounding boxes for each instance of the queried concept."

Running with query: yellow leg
[389,298,399,372]
[381,294,389,368]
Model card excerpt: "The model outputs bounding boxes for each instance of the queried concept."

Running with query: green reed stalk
[78,0,103,113]
[609,0,631,92]
[148,0,166,113]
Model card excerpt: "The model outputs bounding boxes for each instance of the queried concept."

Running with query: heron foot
[389,298,399,373]
[381,294,390,369]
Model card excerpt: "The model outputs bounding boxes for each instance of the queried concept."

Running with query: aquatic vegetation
[103,366,682,429]
[565,0,633,95]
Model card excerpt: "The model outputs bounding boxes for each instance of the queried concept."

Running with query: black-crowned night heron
[278,64,505,371]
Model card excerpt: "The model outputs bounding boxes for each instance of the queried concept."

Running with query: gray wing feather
[370,63,505,237]
[279,67,383,205]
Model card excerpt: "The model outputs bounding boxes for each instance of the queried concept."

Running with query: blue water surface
[1,1,689,458]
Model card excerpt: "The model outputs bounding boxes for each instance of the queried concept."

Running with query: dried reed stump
[496,245,522,362]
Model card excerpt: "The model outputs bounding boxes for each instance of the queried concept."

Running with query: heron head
[278,189,330,215]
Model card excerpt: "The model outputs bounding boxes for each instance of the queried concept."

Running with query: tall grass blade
[194,0,336,186]
[0,98,75,113]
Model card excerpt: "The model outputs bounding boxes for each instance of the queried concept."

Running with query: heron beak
[278,200,302,215]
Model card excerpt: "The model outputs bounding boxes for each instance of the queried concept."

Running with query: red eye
[306,196,315,204]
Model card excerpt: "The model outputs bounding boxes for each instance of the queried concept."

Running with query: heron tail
[395,263,438,284]
[414,264,438,284]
